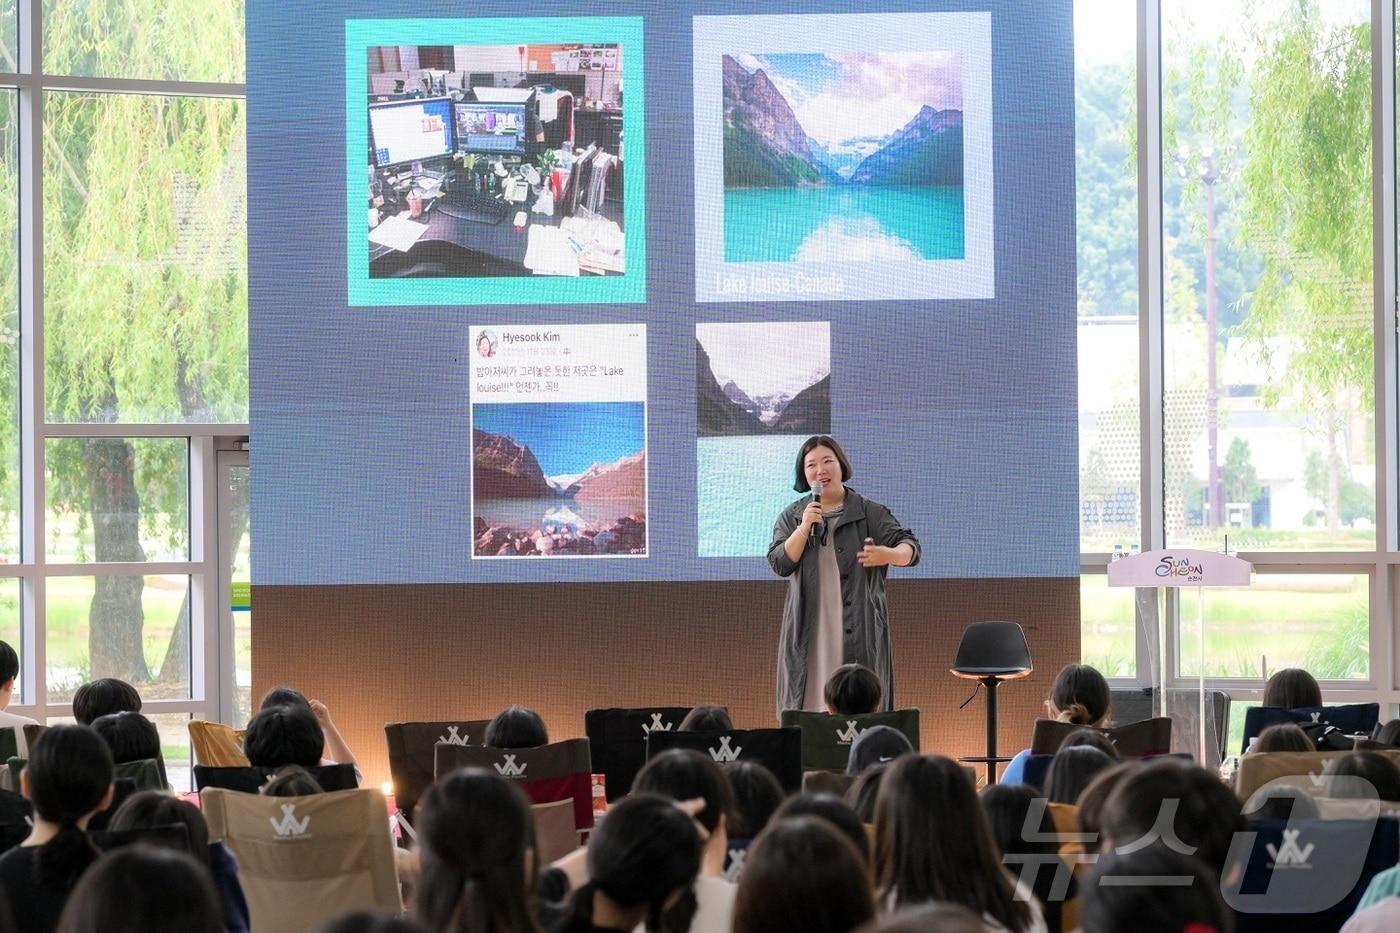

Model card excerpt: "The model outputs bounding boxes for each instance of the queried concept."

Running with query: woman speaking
[768,435,920,714]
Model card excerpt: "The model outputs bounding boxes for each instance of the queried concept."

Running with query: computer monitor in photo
[454,100,528,157]
[368,97,455,169]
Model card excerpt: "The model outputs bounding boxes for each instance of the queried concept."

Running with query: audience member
[315,912,431,933]
[981,783,1075,933]
[1003,664,1111,784]
[258,687,359,772]
[70,679,141,727]
[1079,848,1232,933]
[1263,667,1323,709]
[53,846,222,933]
[552,793,702,933]
[0,725,113,933]
[732,816,874,933]
[769,793,869,864]
[724,762,784,841]
[243,704,324,770]
[1253,722,1315,754]
[633,749,735,885]
[416,768,540,933]
[846,726,912,777]
[823,664,883,716]
[0,641,37,755]
[1327,750,1400,802]
[1241,784,1319,823]
[484,706,549,749]
[259,766,325,798]
[677,706,732,733]
[1098,759,1244,878]
[1045,746,1115,806]
[88,712,160,766]
[874,755,1045,932]
[846,762,888,823]
[856,902,989,933]
[1073,763,1133,848]
[1056,728,1119,759]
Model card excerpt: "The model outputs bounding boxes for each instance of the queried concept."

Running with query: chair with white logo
[189,720,250,767]
[1235,750,1400,802]
[114,756,169,792]
[585,706,695,802]
[435,737,594,832]
[644,728,803,792]
[194,763,359,794]
[201,786,401,933]
[384,719,490,826]
[1241,703,1381,755]
[779,708,920,773]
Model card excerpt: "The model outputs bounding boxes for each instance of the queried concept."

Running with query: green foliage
[723,123,824,188]
[1223,437,1260,505]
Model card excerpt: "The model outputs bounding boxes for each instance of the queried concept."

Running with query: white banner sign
[1106,548,1252,588]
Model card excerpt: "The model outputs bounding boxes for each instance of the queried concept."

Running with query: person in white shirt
[0,640,38,755]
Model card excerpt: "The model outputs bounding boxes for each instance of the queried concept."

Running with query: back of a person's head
[25,725,113,887]
[678,704,732,733]
[1242,784,1320,823]
[1327,750,1400,801]
[0,639,16,687]
[1253,722,1315,754]
[846,761,888,823]
[1080,848,1233,933]
[980,783,1057,860]
[725,761,785,839]
[108,791,209,865]
[633,748,735,834]
[568,793,700,932]
[71,678,142,726]
[416,767,538,933]
[54,846,222,933]
[874,755,1029,931]
[1262,667,1322,709]
[243,703,324,769]
[1059,727,1120,759]
[483,705,548,749]
[823,664,883,716]
[260,765,325,798]
[314,911,432,933]
[1075,761,1134,842]
[846,725,913,777]
[89,711,160,765]
[771,793,869,864]
[1048,663,1111,726]
[1099,759,1244,876]
[1046,745,1116,805]
[854,902,987,933]
[259,685,311,712]
[733,816,874,933]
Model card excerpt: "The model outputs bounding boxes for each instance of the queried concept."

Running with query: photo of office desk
[369,188,623,278]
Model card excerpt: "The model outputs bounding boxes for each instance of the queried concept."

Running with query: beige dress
[802,507,844,710]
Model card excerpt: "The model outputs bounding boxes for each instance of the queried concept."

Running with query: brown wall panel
[254,578,1078,787]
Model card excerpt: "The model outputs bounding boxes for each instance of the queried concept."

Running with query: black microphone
[810,480,824,548]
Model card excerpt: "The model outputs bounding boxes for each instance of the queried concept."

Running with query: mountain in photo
[723,380,762,417]
[574,451,646,501]
[722,54,837,188]
[849,105,963,186]
[808,135,887,180]
[769,374,830,434]
[473,428,557,498]
[698,340,771,436]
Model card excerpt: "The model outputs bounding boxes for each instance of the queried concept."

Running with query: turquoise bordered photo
[346,17,645,306]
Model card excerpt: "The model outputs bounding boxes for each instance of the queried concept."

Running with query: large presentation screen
[248,0,1079,586]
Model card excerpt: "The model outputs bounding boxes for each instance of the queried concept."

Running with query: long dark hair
[733,816,874,933]
[1045,746,1116,805]
[416,768,540,933]
[723,761,784,840]
[561,794,700,933]
[108,791,210,866]
[25,725,113,888]
[981,783,1076,919]
[1099,759,1244,876]
[1262,668,1322,709]
[54,846,223,933]
[874,755,1032,932]
[633,749,734,835]
[771,793,869,864]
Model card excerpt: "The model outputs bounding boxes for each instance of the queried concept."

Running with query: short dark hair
[1100,759,1244,876]
[1263,668,1323,709]
[1327,750,1400,802]
[634,748,735,834]
[678,705,732,733]
[1080,848,1231,933]
[244,704,324,769]
[823,664,883,715]
[771,793,869,864]
[71,678,142,725]
[260,765,325,798]
[90,711,161,765]
[792,435,853,493]
[725,761,785,839]
[1058,727,1120,759]
[259,686,312,712]
[733,816,874,933]
[108,790,210,865]
[55,846,224,933]
[0,639,17,686]
[1254,722,1314,754]
[1045,745,1116,805]
[483,706,548,749]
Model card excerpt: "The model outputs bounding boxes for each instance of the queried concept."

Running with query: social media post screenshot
[470,324,648,558]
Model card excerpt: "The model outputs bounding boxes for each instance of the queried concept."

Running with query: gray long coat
[767,487,921,716]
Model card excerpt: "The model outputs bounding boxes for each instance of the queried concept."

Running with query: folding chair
[779,708,920,773]
[114,757,169,792]
[384,719,489,824]
[435,738,594,831]
[1242,703,1381,755]
[532,798,578,863]
[194,763,359,794]
[1235,750,1400,802]
[1030,717,1172,758]
[202,786,400,933]
[1111,687,1231,766]
[189,720,249,767]
[0,787,31,855]
[645,728,802,792]
[584,707,694,801]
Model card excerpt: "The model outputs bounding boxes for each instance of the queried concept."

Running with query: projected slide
[697,322,830,557]
[470,325,647,558]
[694,12,994,303]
